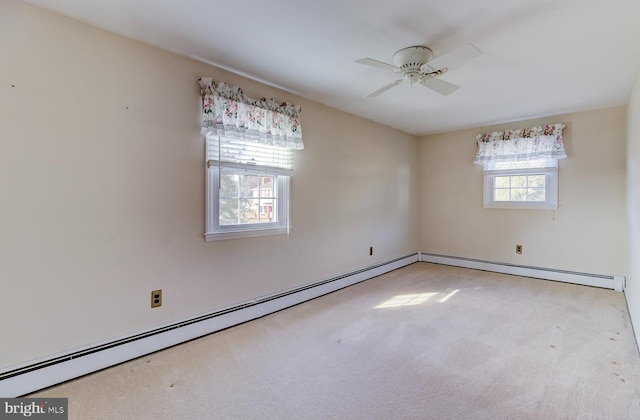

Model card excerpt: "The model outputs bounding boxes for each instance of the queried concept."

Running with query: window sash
[482,165,558,210]
[492,174,547,202]
[218,172,277,225]
[205,166,290,241]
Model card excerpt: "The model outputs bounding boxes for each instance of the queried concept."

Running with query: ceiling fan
[355,43,481,97]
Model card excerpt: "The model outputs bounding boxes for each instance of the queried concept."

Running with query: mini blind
[483,158,558,172]
[206,134,294,174]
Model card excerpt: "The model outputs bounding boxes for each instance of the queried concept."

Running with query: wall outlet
[151,289,162,308]
[369,246,373,256]
[516,245,523,254]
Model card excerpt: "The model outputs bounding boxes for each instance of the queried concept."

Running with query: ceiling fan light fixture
[403,73,421,84]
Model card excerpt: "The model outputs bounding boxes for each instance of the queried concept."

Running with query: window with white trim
[482,159,558,209]
[205,135,292,241]
[473,123,567,210]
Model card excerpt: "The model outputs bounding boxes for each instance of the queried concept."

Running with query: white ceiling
[22,0,640,135]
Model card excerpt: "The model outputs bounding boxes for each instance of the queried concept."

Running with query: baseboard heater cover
[418,252,625,291]
[0,253,418,398]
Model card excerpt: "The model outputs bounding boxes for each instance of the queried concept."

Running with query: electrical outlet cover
[151,289,162,308]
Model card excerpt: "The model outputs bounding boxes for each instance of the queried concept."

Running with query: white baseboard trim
[623,290,640,357]
[0,253,418,398]
[418,252,625,291]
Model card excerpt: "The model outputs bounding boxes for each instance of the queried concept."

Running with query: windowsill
[483,202,558,210]
[204,226,290,242]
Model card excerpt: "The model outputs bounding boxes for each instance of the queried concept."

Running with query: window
[205,135,293,241]
[483,159,558,209]
[198,77,304,242]
[473,123,567,210]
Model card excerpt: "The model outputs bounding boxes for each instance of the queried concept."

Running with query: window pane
[268,198,277,223]
[495,176,510,188]
[239,198,258,224]
[253,176,275,205]
[511,188,527,201]
[220,173,238,197]
[511,176,526,188]
[259,176,276,199]
[494,189,510,201]
[258,200,275,223]
[528,188,546,201]
[219,199,239,225]
[527,175,545,188]
[239,174,260,197]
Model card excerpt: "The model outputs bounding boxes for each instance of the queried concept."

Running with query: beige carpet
[31,263,640,419]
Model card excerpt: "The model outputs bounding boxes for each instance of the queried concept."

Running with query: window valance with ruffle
[473,123,567,165]
[198,77,304,150]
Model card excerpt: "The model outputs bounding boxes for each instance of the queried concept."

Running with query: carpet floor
[31,263,640,419]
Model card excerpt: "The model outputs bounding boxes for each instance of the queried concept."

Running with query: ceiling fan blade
[355,58,399,73]
[421,43,481,72]
[364,79,403,98]
[420,77,460,96]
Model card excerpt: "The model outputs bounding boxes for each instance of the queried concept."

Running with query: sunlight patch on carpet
[375,293,437,308]
[439,289,459,303]
[375,289,461,308]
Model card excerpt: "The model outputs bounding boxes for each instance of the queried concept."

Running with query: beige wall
[626,71,640,342]
[0,0,418,369]
[2,0,634,373]
[418,108,628,276]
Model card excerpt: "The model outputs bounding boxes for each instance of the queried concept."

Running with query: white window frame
[482,160,559,210]
[206,164,290,241]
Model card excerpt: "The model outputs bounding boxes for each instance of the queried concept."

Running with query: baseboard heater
[0,253,418,398]
[419,252,625,291]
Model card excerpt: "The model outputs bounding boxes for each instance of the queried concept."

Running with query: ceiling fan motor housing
[393,46,433,72]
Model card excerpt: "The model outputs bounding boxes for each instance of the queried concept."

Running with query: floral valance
[473,123,567,165]
[198,77,304,150]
